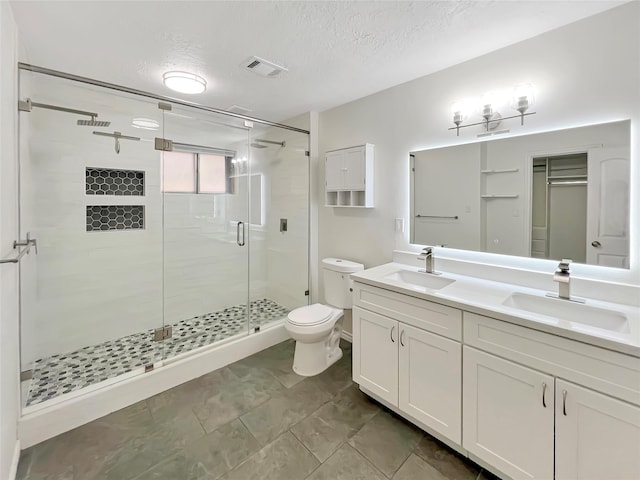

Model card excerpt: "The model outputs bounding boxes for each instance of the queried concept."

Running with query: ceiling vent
[226,104,252,115]
[242,56,288,78]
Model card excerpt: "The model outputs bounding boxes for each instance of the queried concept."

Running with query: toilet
[285,257,364,376]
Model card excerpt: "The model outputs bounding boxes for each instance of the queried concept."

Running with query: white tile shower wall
[317,3,640,316]
[260,118,311,310]
[162,193,248,324]
[20,120,163,368]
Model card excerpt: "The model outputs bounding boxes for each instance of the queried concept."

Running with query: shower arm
[18,98,101,122]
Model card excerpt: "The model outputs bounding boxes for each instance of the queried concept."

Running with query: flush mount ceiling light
[131,117,160,130]
[162,71,207,94]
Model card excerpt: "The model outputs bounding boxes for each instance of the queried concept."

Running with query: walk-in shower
[17,65,310,414]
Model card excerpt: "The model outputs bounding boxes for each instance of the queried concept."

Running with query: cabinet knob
[542,382,547,408]
[400,330,405,347]
[562,389,568,416]
[390,326,395,343]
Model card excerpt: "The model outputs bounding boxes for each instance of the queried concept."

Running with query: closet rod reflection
[415,214,459,219]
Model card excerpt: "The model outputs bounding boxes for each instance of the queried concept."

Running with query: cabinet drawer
[353,282,462,341]
[464,312,640,405]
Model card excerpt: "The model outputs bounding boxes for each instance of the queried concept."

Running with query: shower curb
[18,325,288,449]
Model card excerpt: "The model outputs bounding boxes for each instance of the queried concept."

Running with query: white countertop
[351,262,640,358]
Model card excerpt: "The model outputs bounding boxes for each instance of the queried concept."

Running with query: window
[162,151,231,193]
[198,154,227,193]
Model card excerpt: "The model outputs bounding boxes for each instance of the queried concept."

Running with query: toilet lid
[288,304,334,326]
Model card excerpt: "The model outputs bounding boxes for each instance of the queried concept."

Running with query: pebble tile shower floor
[25,299,289,406]
[17,340,499,480]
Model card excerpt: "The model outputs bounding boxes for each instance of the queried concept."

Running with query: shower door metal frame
[18,62,310,134]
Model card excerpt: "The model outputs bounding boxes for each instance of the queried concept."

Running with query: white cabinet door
[343,147,365,190]
[325,150,345,190]
[399,324,461,443]
[352,306,398,406]
[555,379,640,480]
[463,346,554,480]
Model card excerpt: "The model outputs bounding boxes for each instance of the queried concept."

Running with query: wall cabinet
[325,144,374,207]
[352,280,640,480]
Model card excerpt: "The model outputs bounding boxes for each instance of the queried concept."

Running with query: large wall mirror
[410,120,631,269]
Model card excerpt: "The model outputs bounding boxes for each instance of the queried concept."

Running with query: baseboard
[340,330,353,343]
[19,325,288,448]
[8,439,20,480]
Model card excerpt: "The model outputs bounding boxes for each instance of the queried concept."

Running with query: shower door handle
[236,221,245,246]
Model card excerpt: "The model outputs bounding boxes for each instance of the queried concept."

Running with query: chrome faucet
[417,247,441,275]
[554,259,572,299]
[546,259,585,303]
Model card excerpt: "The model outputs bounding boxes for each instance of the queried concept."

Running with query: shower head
[78,117,111,127]
[18,99,112,127]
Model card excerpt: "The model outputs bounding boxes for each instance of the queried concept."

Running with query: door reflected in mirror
[410,120,630,269]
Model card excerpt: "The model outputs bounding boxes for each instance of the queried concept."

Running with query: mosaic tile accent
[86,205,144,231]
[86,168,144,196]
[25,299,290,406]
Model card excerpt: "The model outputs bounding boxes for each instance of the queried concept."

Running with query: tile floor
[26,299,289,407]
[17,339,500,480]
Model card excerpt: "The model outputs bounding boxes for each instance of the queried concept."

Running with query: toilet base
[292,325,343,377]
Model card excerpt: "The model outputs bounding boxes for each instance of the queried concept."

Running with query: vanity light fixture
[162,71,207,94]
[449,83,536,136]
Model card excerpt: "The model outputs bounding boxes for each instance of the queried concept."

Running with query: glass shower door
[19,70,165,408]
[161,105,251,360]
[248,125,310,331]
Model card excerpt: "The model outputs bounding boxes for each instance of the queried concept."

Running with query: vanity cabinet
[325,144,374,207]
[463,346,554,480]
[352,278,640,480]
[352,307,398,405]
[399,323,461,443]
[555,379,640,480]
[352,283,462,443]
[464,312,640,480]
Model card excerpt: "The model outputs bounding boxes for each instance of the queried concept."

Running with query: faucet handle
[422,246,433,254]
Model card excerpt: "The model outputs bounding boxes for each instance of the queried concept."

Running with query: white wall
[318,3,640,311]
[0,2,21,477]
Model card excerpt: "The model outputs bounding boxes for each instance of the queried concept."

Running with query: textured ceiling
[10,0,626,123]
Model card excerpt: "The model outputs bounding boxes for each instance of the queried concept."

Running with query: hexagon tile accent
[86,205,144,231]
[86,167,144,196]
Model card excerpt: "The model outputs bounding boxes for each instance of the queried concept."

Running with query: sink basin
[502,292,630,333]
[384,270,455,290]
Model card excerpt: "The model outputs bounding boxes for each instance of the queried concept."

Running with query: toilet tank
[322,258,364,308]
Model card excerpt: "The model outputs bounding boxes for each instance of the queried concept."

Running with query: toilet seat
[287,303,334,327]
